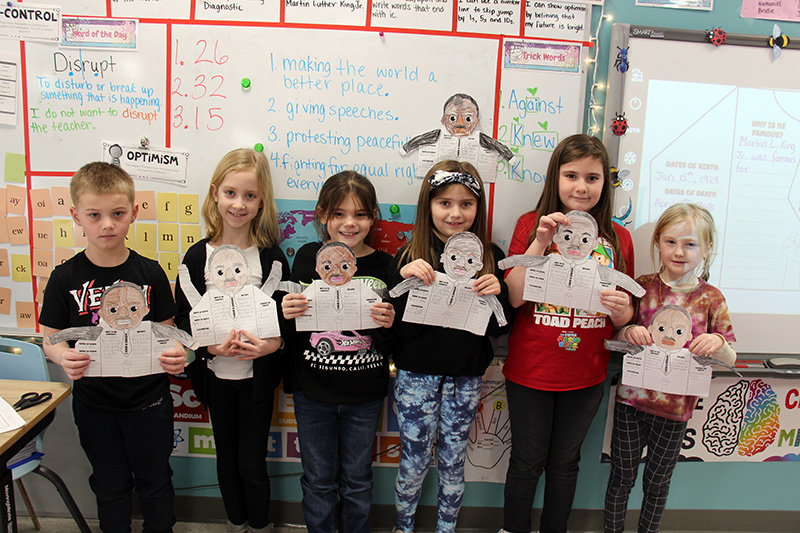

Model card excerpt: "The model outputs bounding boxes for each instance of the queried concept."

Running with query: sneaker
[248,524,274,533]
[227,522,248,533]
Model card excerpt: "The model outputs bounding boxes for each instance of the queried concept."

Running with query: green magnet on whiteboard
[241,78,251,89]
[254,143,264,152]
[390,204,400,215]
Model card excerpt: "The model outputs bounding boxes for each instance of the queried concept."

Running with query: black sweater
[175,238,290,404]
[388,239,512,377]
[284,242,392,404]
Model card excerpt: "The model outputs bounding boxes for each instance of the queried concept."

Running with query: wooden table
[0,380,71,533]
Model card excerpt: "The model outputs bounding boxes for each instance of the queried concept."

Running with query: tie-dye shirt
[616,273,736,421]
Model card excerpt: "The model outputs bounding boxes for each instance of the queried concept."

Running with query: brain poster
[603,375,800,463]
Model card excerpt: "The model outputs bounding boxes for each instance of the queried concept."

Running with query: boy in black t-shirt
[40,162,186,533]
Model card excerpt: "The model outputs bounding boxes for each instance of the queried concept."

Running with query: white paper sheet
[401,272,495,336]
[189,285,281,347]
[622,345,713,397]
[522,256,614,314]
[295,280,381,332]
[0,397,25,435]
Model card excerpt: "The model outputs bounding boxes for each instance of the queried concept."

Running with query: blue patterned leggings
[394,369,482,533]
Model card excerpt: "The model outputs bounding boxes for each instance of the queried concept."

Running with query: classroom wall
[6,0,800,529]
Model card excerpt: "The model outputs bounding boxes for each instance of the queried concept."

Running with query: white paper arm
[389,277,425,298]
[152,322,200,350]
[692,353,741,376]
[177,265,202,307]
[278,281,304,294]
[497,255,549,270]
[261,261,284,296]
[483,294,508,327]
[598,266,646,298]
[46,326,103,344]
[604,339,645,355]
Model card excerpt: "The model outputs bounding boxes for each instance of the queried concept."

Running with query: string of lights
[586,5,613,136]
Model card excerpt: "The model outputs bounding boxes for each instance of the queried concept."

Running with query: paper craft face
[209,246,251,293]
[441,97,480,137]
[316,243,357,286]
[553,212,598,263]
[648,307,692,351]
[441,232,483,281]
[98,284,149,330]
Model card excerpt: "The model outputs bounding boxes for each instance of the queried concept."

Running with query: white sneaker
[227,522,248,533]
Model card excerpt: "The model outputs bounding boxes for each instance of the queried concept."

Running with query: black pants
[73,396,176,533]
[207,373,275,528]
[503,380,604,533]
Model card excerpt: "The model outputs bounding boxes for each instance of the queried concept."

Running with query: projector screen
[610,34,800,355]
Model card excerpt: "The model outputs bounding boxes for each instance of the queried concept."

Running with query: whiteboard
[608,26,800,355]
[169,25,499,207]
[492,39,587,251]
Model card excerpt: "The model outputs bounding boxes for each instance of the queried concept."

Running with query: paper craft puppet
[498,210,645,314]
[177,244,283,347]
[279,242,385,331]
[605,305,717,397]
[46,281,198,377]
[401,93,514,180]
[389,232,507,336]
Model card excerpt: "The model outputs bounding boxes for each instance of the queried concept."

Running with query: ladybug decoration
[707,28,727,46]
[769,24,790,59]
[614,46,629,73]
[611,112,628,136]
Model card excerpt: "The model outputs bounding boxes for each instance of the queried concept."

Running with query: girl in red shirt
[502,134,635,533]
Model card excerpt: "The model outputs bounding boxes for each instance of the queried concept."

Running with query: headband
[427,170,481,197]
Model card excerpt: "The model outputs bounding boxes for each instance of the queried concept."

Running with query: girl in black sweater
[389,160,512,533]
[281,171,395,533]
[176,148,289,533]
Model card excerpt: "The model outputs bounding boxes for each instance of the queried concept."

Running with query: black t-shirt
[286,242,392,404]
[39,250,176,411]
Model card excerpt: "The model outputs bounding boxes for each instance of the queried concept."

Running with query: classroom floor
[11,520,772,533]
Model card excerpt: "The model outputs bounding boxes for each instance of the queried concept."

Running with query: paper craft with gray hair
[390,231,507,334]
[499,210,644,314]
[178,244,284,347]
[46,281,198,377]
[401,93,515,180]
[278,242,386,331]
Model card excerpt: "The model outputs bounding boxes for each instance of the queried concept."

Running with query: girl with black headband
[388,160,512,533]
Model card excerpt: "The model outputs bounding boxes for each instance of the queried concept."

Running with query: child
[388,160,512,533]
[40,162,186,533]
[280,171,395,533]
[175,148,289,533]
[604,203,736,533]
[501,134,635,533]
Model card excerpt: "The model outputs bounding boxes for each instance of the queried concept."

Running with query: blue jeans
[503,379,604,533]
[293,391,384,533]
[73,395,176,533]
[394,370,482,533]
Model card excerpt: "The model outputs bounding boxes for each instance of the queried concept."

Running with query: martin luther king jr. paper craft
[498,211,645,314]
[177,244,283,347]
[45,281,198,377]
[605,305,738,397]
[389,232,507,336]
[279,242,386,332]
[401,93,514,181]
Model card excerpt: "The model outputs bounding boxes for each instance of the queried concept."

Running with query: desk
[0,380,71,533]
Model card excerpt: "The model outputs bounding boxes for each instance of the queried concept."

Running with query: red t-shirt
[503,211,635,391]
